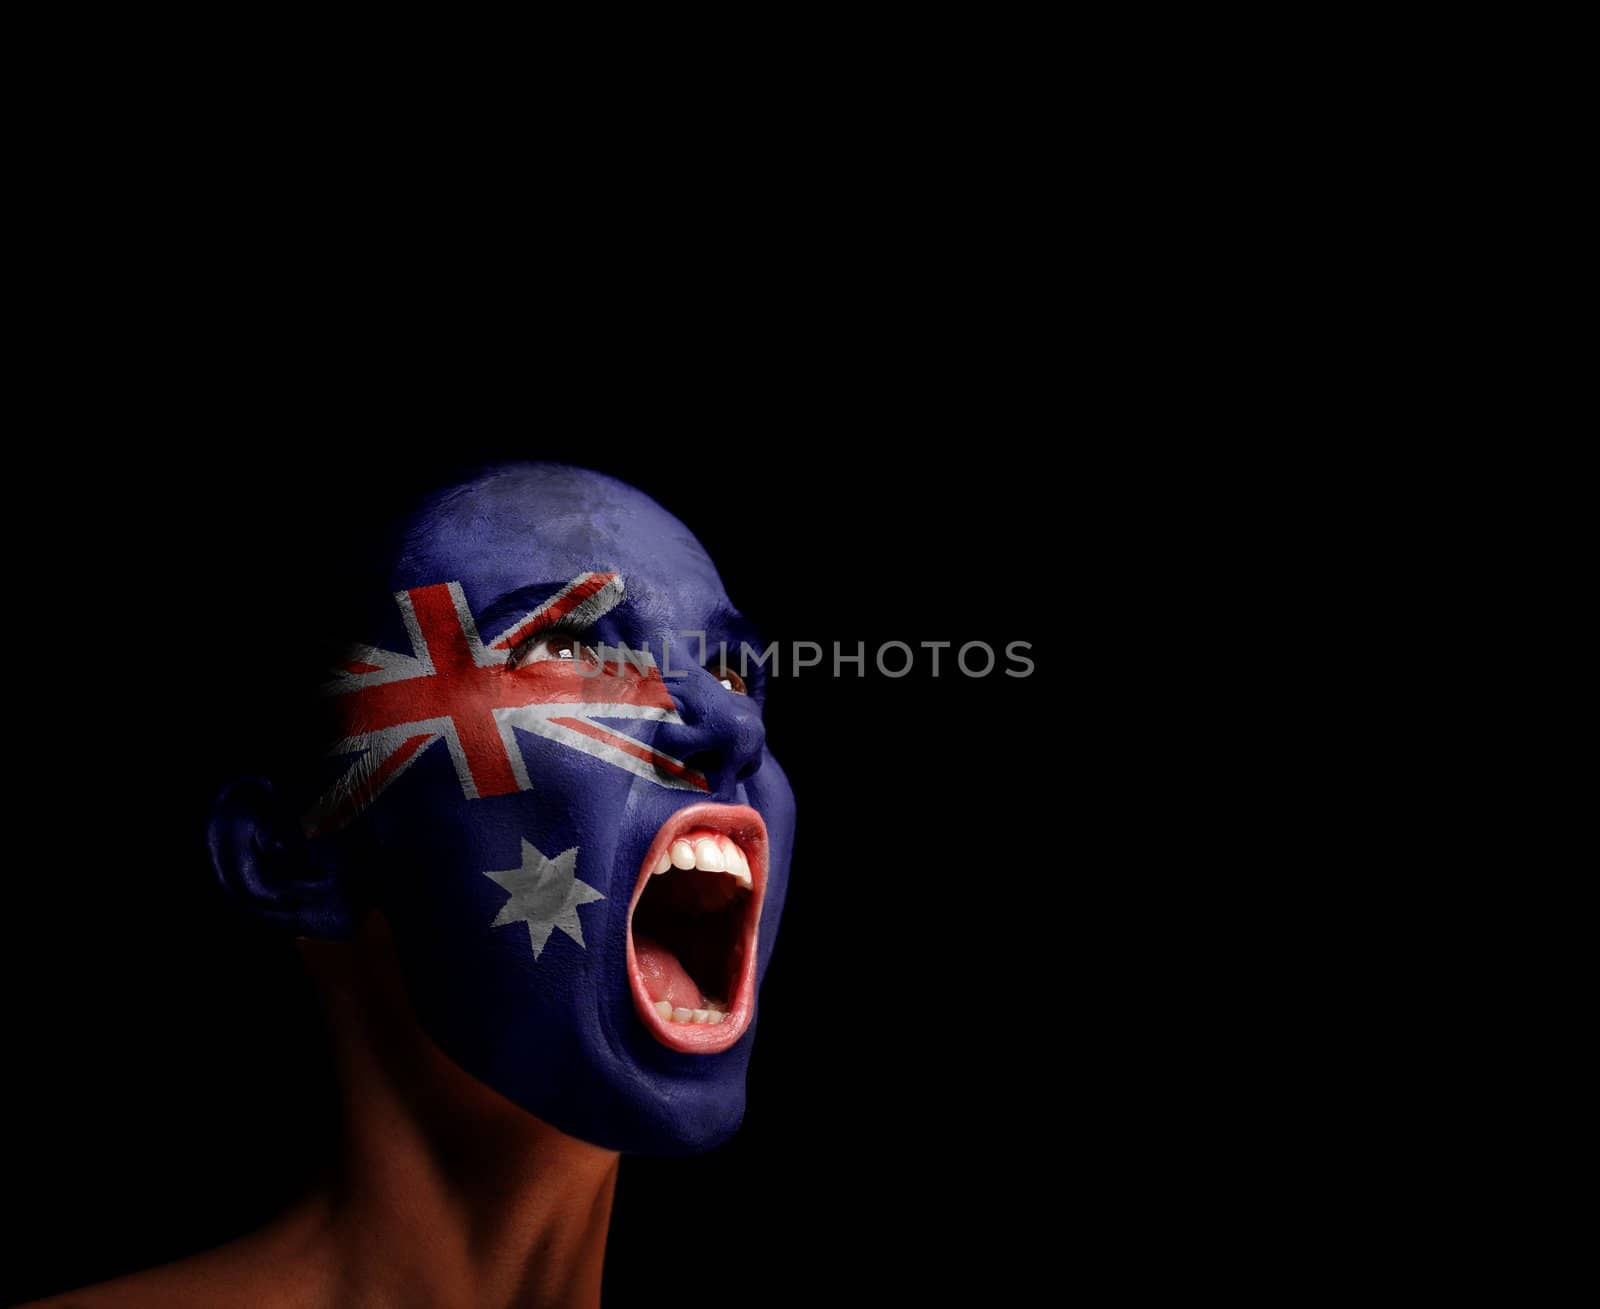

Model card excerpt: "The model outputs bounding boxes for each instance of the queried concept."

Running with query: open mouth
[626,802,768,1054]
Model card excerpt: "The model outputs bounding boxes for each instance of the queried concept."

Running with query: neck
[295,913,620,1309]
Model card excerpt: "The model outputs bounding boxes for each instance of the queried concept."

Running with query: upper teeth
[654,830,753,888]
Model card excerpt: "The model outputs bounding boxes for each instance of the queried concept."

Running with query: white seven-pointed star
[482,840,605,960]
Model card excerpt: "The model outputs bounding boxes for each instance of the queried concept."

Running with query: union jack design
[303,572,707,837]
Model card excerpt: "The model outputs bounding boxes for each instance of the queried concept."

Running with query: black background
[2,411,1083,1304]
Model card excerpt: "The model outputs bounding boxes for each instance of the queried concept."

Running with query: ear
[207,777,361,939]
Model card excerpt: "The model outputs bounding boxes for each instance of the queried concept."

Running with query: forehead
[393,465,727,614]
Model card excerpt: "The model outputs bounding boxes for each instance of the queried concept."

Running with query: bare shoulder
[16,1261,194,1309]
[18,1254,282,1309]
[17,1258,224,1308]
[17,1270,173,1309]
[16,1211,335,1309]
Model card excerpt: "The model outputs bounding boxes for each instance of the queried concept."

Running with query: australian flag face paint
[304,464,796,1154]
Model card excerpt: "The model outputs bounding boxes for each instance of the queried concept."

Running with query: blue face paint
[304,463,796,1154]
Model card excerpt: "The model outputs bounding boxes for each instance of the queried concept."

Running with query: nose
[651,662,767,798]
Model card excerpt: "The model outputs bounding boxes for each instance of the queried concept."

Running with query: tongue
[634,934,706,1009]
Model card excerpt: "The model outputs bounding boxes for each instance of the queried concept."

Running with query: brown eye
[712,664,748,695]
[510,633,600,669]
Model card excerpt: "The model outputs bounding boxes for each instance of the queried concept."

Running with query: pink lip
[625,802,768,1054]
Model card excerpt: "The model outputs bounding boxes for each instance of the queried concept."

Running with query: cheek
[361,750,640,1093]
[365,741,642,963]
[746,757,798,972]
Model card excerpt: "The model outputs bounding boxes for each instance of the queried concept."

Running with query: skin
[27,465,796,1307]
[28,915,620,1309]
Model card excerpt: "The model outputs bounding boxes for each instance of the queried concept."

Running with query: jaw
[625,802,769,1054]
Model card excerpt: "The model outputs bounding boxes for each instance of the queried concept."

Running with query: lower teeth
[653,998,726,1025]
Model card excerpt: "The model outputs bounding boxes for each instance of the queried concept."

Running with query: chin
[494,1049,754,1156]
[606,1077,750,1156]
[566,1000,760,1156]
[402,972,759,1156]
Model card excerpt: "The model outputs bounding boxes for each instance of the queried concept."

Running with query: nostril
[734,756,760,783]
[683,750,724,781]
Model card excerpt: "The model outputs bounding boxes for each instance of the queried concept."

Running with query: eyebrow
[475,582,582,646]
[706,606,766,658]
[478,582,766,659]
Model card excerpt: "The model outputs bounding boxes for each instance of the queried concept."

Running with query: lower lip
[625,802,768,1054]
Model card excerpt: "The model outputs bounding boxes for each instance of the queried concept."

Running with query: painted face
[304,464,796,1154]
